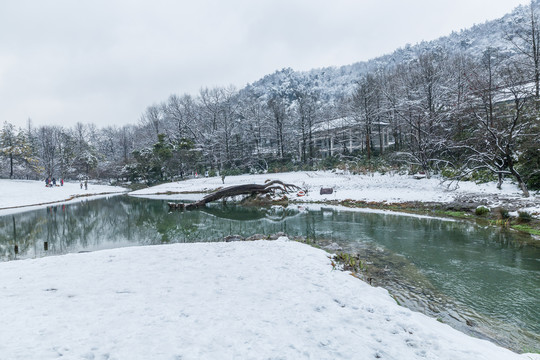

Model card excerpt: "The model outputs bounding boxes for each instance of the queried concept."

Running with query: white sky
[0,0,531,129]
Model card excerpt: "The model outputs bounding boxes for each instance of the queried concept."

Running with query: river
[0,195,538,353]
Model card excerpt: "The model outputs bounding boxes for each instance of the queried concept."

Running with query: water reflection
[0,196,539,352]
[200,204,300,222]
[0,197,305,261]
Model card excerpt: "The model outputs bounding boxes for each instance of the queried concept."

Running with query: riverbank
[130,170,540,235]
[1,238,537,360]
[0,179,127,216]
[130,170,540,215]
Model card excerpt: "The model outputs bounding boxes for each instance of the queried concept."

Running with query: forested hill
[244,1,535,101]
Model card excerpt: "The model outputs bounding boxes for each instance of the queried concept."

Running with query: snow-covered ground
[130,171,540,215]
[1,238,538,360]
[0,179,127,216]
[1,174,539,359]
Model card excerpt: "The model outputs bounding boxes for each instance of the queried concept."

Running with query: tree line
[1,3,539,195]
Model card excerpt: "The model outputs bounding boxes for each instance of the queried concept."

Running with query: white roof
[312,116,390,133]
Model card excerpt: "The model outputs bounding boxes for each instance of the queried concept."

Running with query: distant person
[80,181,83,189]
[45,178,49,187]
[84,180,88,190]
[52,178,56,186]
[60,178,64,186]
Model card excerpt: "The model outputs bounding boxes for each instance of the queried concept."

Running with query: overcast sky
[0,0,531,129]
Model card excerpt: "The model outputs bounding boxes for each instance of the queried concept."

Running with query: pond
[0,195,539,353]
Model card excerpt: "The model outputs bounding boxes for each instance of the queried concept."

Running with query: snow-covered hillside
[245,2,534,100]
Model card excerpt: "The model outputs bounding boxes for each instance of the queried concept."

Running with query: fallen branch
[169,180,301,210]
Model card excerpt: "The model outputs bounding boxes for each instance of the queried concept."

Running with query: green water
[0,196,539,353]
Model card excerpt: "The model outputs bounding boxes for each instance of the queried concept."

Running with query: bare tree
[163,94,198,142]
[465,58,533,196]
[139,104,164,143]
[350,73,380,160]
[392,50,454,176]
[506,1,540,106]
[37,126,60,178]
[267,94,288,159]
[294,86,320,164]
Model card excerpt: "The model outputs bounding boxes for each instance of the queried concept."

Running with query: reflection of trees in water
[0,212,48,260]
[0,198,150,260]
[201,204,300,222]
[1,197,301,259]
[1,198,537,264]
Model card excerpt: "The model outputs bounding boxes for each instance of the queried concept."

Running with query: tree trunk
[497,172,503,190]
[366,131,371,160]
[9,152,13,179]
[510,168,530,197]
[170,181,301,210]
[378,123,383,155]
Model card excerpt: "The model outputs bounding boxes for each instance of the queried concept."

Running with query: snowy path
[0,179,127,216]
[0,239,536,360]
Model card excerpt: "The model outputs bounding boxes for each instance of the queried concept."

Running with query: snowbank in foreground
[130,171,539,213]
[0,179,126,215]
[0,239,536,360]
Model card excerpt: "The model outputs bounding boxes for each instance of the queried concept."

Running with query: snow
[0,179,127,216]
[1,238,538,360]
[312,116,389,133]
[129,171,540,216]
[1,175,539,359]
[289,202,457,222]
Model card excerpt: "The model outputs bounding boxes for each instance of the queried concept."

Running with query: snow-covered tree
[294,84,321,164]
[391,49,455,176]
[0,122,40,178]
[506,0,540,105]
[462,54,534,196]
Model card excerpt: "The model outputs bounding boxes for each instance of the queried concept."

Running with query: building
[310,117,394,158]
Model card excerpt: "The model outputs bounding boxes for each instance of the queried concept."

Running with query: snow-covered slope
[1,239,538,360]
